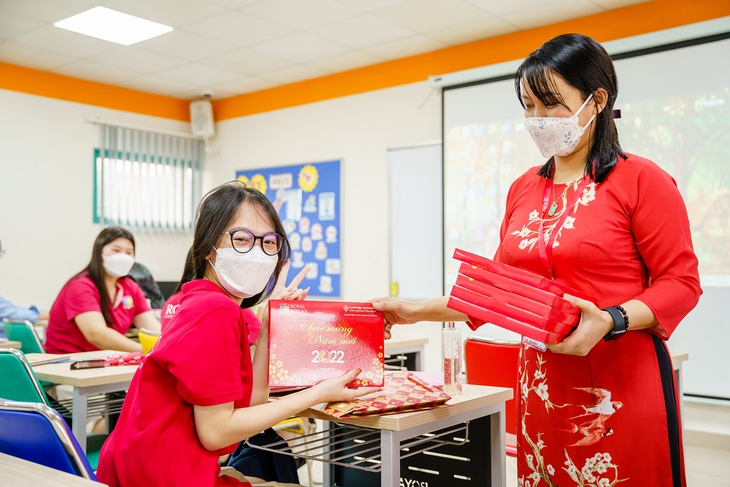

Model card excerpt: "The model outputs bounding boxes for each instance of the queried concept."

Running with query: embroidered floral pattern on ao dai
[511,181,597,253]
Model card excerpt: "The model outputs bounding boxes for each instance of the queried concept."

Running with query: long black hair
[79,227,136,325]
[175,181,291,309]
[515,33,626,182]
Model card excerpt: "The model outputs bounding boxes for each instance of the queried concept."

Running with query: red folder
[447,296,566,344]
[455,274,578,328]
[453,248,595,303]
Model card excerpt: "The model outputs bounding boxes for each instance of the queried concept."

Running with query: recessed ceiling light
[54,6,172,46]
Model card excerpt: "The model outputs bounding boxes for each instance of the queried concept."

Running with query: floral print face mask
[524,94,595,158]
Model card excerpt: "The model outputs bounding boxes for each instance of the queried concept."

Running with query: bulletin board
[235,160,341,298]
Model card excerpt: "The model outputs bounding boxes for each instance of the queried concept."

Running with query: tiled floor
[299,442,730,486]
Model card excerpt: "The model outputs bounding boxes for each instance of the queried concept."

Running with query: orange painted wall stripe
[0,0,727,122]
[213,0,730,121]
[0,62,190,121]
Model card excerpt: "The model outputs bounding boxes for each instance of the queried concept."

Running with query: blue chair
[0,398,98,481]
[0,348,107,469]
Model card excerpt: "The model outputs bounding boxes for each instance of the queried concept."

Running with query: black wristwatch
[602,305,629,341]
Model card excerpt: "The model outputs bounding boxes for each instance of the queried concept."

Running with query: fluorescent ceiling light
[54,7,172,46]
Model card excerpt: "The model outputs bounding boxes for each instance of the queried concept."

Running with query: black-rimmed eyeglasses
[223,230,283,256]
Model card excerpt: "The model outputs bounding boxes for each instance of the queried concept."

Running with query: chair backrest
[0,348,49,404]
[138,327,161,354]
[464,336,520,437]
[3,320,45,354]
[0,398,97,481]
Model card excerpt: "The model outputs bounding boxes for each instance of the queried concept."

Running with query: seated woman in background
[97,182,375,487]
[45,227,161,354]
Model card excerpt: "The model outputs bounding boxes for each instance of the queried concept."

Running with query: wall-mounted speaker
[190,99,215,138]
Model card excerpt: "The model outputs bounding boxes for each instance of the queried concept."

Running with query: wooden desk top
[0,452,106,487]
[671,350,688,365]
[0,340,22,349]
[30,350,138,388]
[299,384,512,432]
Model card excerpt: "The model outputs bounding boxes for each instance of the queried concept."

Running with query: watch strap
[602,306,627,341]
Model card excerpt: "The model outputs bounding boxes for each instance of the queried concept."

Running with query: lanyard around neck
[538,173,592,278]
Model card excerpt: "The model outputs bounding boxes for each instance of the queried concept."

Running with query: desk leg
[72,387,88,453]
[381,431,400,487]
[490,403,506,487]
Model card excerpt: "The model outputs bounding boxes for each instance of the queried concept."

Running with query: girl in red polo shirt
[45,227,161,354]
[97,182,377,487]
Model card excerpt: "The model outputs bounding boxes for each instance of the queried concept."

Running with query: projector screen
[443,35,730,399]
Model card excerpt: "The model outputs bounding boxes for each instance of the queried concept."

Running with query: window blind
[94,123,203,232]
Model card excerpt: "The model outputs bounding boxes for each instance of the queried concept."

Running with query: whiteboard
[388,143,443,300]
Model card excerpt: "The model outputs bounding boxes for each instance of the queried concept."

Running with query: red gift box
[268,300,385,387]
[448,249,597,343]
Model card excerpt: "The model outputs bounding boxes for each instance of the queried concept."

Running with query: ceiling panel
[363,35,446,61]
[0,0,99,24]
[0,41,79,70]
[11,24,120,58]
[242,0,359,30]
[134,29,237,61]
[427,17,519,45]
[377,0,491,33]
[313,13,415,49]
[0,12,45,40]
[182,11,293,47]
[1,0,654,100]
[101,0,227,28]
[204,48,295,76]
[308,50,384,73]
[251,32,349,63]
[500,0,603,30]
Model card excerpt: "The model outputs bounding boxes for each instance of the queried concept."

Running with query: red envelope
[322,371,451,418]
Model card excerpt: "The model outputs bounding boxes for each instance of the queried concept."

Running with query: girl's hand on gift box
[272,261,311,301]
[310,369,382,404]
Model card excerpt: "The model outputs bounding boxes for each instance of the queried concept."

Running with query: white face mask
[103,253,135,278]
[210,245,278,299]
[524,94,595,158]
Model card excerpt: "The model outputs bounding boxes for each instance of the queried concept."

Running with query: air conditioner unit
[190,99,215,138]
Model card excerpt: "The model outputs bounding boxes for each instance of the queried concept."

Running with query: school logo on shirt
[122,295,134,310]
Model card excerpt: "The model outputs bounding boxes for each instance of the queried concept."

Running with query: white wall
[0,89,195,310]
[207,81,445,372]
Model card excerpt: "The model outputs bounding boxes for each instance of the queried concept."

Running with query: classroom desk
[297,384,512,487]
[0,339,22,349]
[30,350,136,454]
[0,452,107,487]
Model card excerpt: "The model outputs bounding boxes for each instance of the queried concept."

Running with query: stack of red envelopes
[446,249,595,344]
[322,371,451,418]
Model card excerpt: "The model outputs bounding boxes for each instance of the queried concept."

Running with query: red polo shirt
[45,272,150,353]
[161,291,262,342]
[97,279,253,487]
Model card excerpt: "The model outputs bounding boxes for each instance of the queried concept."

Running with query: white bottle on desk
[442,321,462,396]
